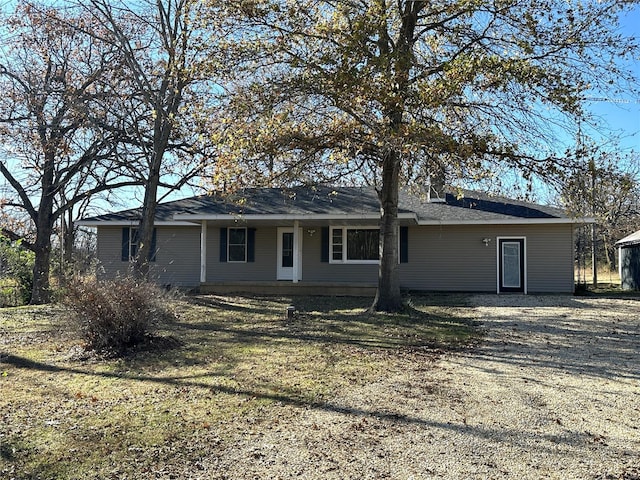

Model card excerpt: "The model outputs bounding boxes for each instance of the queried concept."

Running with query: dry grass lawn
[1,294,474,479]
[1,292,638,479]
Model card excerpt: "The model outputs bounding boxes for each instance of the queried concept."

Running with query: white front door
[277,227,302,280]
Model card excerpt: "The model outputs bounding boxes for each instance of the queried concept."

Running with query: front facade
[79,187,586,294]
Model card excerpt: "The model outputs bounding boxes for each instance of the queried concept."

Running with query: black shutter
[321,227,329,262]
[219,227,227,262]
[400,226,408,263]
[121,227,130,261]
[247,228,256,262]
[149,228,157,262]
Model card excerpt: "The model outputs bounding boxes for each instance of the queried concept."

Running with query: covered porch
[183,215,416,287]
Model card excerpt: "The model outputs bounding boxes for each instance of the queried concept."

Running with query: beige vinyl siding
[302,227,378,283]
[399,224,574,293]
[207,225,378,283]
[97,222,575,293]
[96,226,200,286]
[205,226,277,282]
[525,224,574,293]
[399,225,495,291]
[96,227,124,279]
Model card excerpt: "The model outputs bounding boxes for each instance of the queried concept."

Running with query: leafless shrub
[64,277,176,356]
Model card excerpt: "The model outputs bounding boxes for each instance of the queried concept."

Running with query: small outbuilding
[616,230,640,290]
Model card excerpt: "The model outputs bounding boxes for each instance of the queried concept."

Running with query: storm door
[499,238,525,293]
[277,228,302,280]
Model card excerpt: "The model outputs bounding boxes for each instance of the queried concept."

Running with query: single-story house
[77,186,590,295]
[616,230,640,290]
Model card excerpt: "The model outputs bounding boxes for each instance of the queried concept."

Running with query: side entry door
[498,238,525,293]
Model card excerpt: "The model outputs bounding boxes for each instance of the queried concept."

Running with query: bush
[0,281,19,307]
[0,236,34,305]
[64,277,176,356]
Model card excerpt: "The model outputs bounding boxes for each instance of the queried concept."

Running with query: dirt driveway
[207,295,640,480]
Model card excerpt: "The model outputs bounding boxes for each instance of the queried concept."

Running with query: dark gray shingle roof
[401,189,566,222]
[79,186,571,224]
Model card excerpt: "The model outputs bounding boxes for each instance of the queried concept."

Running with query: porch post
[200,220,207,283]
[292,220,299,283]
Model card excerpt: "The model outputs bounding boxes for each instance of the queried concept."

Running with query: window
[219,227,255,263]
[121,227,156,262]
[322,226,408,264]
[281,232,294,267]
[128,227,139,260]
[228,227,247,262]
[332,228,343,261]
[330,227,379,263]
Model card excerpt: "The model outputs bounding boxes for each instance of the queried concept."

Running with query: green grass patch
[0,277,21,307]
[0,294,479,479]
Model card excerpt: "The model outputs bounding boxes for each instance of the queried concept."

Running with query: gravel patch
[195,295,640,479]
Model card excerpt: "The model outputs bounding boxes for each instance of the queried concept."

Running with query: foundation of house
[198,281,377,297]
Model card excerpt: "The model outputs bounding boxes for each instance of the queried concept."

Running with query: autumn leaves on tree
[215,0,639,310]
[1,0,638,309]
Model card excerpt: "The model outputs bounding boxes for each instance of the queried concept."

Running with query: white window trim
[329,226,380,264]
[228,227,247,263]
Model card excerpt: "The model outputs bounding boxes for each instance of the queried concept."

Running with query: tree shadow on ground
[2,351,634,461]
[463,294,640,381]
[168,295,477,361]
[2,293,638,478]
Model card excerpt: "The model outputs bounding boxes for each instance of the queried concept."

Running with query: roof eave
[75,220,200,227]
[172,212,419,222]
[616,241,638,247]
[416,217,595,225]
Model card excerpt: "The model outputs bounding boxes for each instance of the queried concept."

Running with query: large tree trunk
[131,107,164,279]
[131,72,181,279]
[63,210,74,266]
[31,232,52,305]
[370,1,421,312]
[30,148,56,304]
[133,152,162,279]
[30,208,54,304]
[373,150,403,312]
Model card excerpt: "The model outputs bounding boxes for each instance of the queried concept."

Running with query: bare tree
[562,148,640,273]
[79,0,223,278]
[0,2,140,303]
